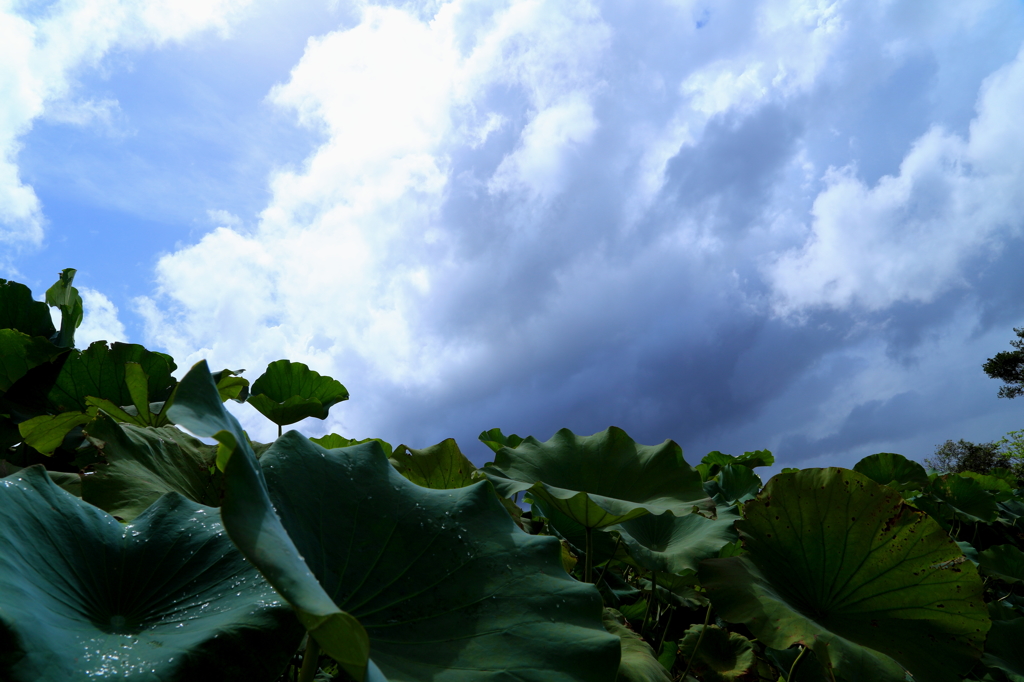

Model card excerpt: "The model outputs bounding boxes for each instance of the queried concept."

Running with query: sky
[2,0,1024,474]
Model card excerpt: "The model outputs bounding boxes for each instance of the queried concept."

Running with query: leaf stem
[594,534,623,589]
[298,634,321,682]
[680,603,712,681]
[642,572,658,638]
[585,526,594,583]
[787,645,807,682]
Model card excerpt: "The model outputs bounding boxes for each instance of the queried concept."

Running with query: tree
[924,438,1012,476]
[983,326,1024,399]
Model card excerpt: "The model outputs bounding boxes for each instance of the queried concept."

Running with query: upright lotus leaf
[0,329,63,393]
[261,431,621,681]
[48,341,177,413]
[0,278,57,337]
[978,545,1024,584]
[389,438,479,489]
[700,450,774,480]
[247,359,348,428]
[212,368,249,402]
[916,474,1001,525]
[609,506,739,575]
[0,466,303,681]
[601,609,671,682]
[478,427,525,453]
[704,464,762,505]
[311,433,394,457]
[677,625,754,681]
[531,497,628,565]
[699,468,990,682]
[482,427,713,531]
[44,267,83,348]
[166,361,370,681]
[853,452,929,492]
[81,414,224,521]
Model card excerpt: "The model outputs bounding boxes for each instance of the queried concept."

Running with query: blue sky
[3,0,1024,472]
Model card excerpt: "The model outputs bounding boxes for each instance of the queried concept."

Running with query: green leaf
[247,359,348,427]
[699,468,990,682]
[48,341,177,413]
[167,361,370,681]
[601,608,671,682]
[389,438,479,489]
[478,427,525,453]
[17,410,93,455]
[212,368,250,402]
[735,449,774,468]
[608,506,739,574]
[959,470,1014,494]
[677,625,754,681]
[978,545,1024,584]
[706,464,762,504]
[762,647,830,682]
[0,330,63,394]
[922,474,1001,524]
[482,427,713,531]
[980,618,1024,681]
[853,452,929,492]
[0,465,303,681]
[0,278,56,338]
[261,430,621,680]
[81,415,225,522]
[310,433,394,456]
[44,268,83,348]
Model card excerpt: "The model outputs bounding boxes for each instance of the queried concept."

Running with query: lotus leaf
[852,452,929,492]
[978,544,1024,584]
[699,468,989,682]
[610,506,739,575]
[0,278,57,338]
[389,438,479,489]
[311,433,393,456]
[261,430,622,681]
[247,359,348,428]
[677,625,754,681]
[478,427,524,453]
[45,268,83,348]
[81,415,224,521]
[918,474,1001,525]
[980,617,1024,681]
[483,427,712,530]
[0,466,302,681]
[0,329,63,393]
[48,341,177,413]
[601,608,671,682]
[704,464,762,505]
[18,409,93,455]
[167,361,370,681]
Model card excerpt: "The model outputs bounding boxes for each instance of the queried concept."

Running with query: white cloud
[76,287,128,345]
[0,0,252,249]
[769,47,1024,313]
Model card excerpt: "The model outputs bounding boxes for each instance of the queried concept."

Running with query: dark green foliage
[983,327,1024,399]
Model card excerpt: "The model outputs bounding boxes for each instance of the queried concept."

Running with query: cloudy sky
[3,0,1024,472]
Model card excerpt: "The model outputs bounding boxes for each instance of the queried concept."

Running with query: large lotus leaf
[389,438,479,489]
[48,341,177,413]
[247,359,348,427]
[483,427,713,530]
[601,608,671,682]
[0,466,302,681]
[166,361,370,681]
[853,452,929,492]
[0,329,63,394]
[0,278,56,338]
[699,468,989,682]
[677,625,754,681]
[45,267,83,348]
[978,545,1024,584]
[81,415,224,521]
[261,430,621,681]
[609,506,739,575]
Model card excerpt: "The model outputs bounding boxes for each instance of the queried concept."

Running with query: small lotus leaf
[0,466,302,681]
[0,278,57,338]
[311,433,393,456]
[601,608,671,682]
[478,427,525,453]
[389,438,478,489]
[699,468,989,682]
[609,506,739,575]
[678,625,754,681]
[482,427,713,531]
[261,431,622,680]
[247,359,348,427]
[979,544,1024,584]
